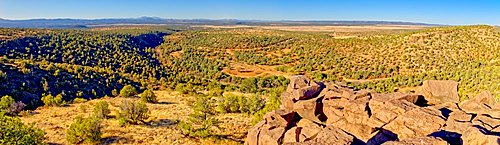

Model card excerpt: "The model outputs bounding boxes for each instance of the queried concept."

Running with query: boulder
[418,80,459,105]
[245,120,265,145]
[296,119,322,142]
[368,93,420,128]
[382,137,448,145]
[383,107,446,139]
[459,91,496,114]
[286,75,323,100]
[330,118,376,142]
[284,125,358,145]
[462,127,500,145]
[472,114,500,133]
[245,109,296,145]
[323,92,371,125]
[283,127,300,143]
[293,97,325,123]
[442,111,473,133]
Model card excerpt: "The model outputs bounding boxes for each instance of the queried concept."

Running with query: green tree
[140,89,157,103]
[120,85,137,98]
[66,116,102,144]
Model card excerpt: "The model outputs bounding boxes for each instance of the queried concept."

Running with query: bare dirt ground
[21,91,249,145]
[222,63,291,78]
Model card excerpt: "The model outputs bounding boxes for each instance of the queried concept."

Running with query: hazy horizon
[1,0,500,25]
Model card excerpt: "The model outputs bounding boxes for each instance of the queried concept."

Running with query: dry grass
[20,91,250,145]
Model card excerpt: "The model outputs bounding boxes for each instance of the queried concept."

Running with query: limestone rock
[245,76,499,145]
[296,119,322,142]
[459,91,496,115]
[462,127,500,145]
[293,97,325,123]
[418,80,459,105]
[383,107,446,139]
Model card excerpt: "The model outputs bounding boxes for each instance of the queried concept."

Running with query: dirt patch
[222,63,291,78]
[170,51,183,58]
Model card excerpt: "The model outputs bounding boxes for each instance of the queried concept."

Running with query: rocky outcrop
[246,76,500,145]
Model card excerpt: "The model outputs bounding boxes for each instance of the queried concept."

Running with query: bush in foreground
[118,100,148,125]
[140,89,157,103]
[179,94,219,138]
[120,85,137,98]
[0,95,26,116]
[93,101,110,119]
[66,116,102,144]
[0,113,46,144]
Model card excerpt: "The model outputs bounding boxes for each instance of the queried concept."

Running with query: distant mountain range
[0,17,438,29]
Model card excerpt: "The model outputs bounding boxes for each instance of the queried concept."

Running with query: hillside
[157,25,500,99]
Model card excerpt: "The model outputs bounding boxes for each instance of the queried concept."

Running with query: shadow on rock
[429,130,463,145]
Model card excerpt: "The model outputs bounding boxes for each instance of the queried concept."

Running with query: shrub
[66,116,102,144]
[79,104,89,113]
[0,95,14,111]
[0,96,26,116]
[118,100,148,125]
[179,94,218,138]
[111,89,118,97]
[6,102,26,116]
[0,114,46,144]
[120,85,137,98]
[216,94,264,114]
[246,95,265,114]
[41,94,66,107]
[140,89,157,103]
[252,88,283,124]
[93,101,110,119]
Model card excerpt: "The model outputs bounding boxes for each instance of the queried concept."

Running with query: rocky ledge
[245,76,500,145]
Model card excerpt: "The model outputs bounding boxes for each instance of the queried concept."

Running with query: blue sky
[1,0,499,25]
